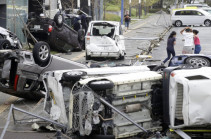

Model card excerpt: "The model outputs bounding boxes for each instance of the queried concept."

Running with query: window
[175,11,181,15]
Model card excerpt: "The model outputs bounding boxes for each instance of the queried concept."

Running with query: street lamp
[88,0,91,16]
[139,0,141,19]
[129,0,131,16]
[77,0,80,9]
[121,0,124,25]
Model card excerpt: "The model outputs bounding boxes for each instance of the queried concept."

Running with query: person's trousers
[194,45,201,54]
[163,49,175,63]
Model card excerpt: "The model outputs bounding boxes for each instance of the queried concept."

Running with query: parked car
[43,65,211,139]
[26,10,91,52]
[202,8,211,14]
[184,3,210,8]
[171,9,211,27]
[85,21,125,60]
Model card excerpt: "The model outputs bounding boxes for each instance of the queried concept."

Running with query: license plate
[34,25,41,29]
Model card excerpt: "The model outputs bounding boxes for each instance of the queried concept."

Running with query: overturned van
[44,66,211,138]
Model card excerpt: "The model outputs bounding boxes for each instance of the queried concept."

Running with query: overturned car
[43,65,211,139]
[0,49,86,100]
[26,10,91,52]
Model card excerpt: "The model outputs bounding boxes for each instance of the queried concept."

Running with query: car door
[189,10,205,25]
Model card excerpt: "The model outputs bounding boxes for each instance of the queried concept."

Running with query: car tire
[91,135,115,139]
[54,13,64,28]
[33,41,51,67]
[62,71,87,82]
[185,57,210,68]
[88,80,114,91]
[118,55,125,60]
[0,39,11,49]
[204,20,211,27]
[152,65,166,72]
[175,20,182,27]
[78,29,85,41]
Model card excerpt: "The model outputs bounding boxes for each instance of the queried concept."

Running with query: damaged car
[0,27,22,50]
[26,10,91,52]
[43,66,211,139]
[85,21,125,60]
[0,49,86,100]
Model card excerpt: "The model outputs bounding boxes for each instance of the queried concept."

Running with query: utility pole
[77,0,80,9]
[88,0,91,16]
[121,0,124,25]
[139,0,141,19]
[129,0,131,16]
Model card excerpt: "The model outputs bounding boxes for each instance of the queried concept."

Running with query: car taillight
[14,75,19,91]
[86,37,90,44]
[48,25,53,32]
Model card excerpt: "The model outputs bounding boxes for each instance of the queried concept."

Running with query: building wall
[6,0,28,42]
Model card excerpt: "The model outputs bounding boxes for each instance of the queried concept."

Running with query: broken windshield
[92,23,115,37]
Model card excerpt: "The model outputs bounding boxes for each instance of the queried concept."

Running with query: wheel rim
[188,58,209,67]
[67,71,83,76]
[205,21,210,26]
[58,15,63,24]
[39,45,49,60]
[176,21,181,27]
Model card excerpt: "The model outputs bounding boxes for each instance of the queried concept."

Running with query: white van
[85,21,125,60]
[171,9,211,27]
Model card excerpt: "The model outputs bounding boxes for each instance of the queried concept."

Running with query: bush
[106,5,120,11]
[105,13,121,22]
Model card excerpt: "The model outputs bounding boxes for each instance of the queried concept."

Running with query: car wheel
[204,20,211,27]
[78,29,85,41]
[185,57,210,68]
[0,39,11,49]
[175,20,182,27]
[62,71,87,82]
[88,80,114,91]
[152,65,166,72]
[33,41,51,67]
[118,54,125,60]
[54,13,64,28]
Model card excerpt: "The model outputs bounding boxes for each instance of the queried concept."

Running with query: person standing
[193,30,201,54]
[124,11,130,31]
[180,27,194,54]
[162,31,177,65]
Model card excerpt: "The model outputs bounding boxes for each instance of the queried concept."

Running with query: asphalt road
[1,12,211,138]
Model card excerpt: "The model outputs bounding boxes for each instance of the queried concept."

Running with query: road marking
[0,96,18,114]
[71,52,85,61]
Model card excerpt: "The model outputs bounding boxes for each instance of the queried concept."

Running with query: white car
[171,9,211,27]
[85,21,125,60]
[184,3,210,8]
[202,8,211,14]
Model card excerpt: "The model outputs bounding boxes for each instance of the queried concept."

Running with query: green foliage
[105,13,121,21]
[106,4,120,11]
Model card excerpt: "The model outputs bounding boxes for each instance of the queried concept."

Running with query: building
[0,0,28,42]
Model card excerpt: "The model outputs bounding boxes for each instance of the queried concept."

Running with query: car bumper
[88,52,120,58]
